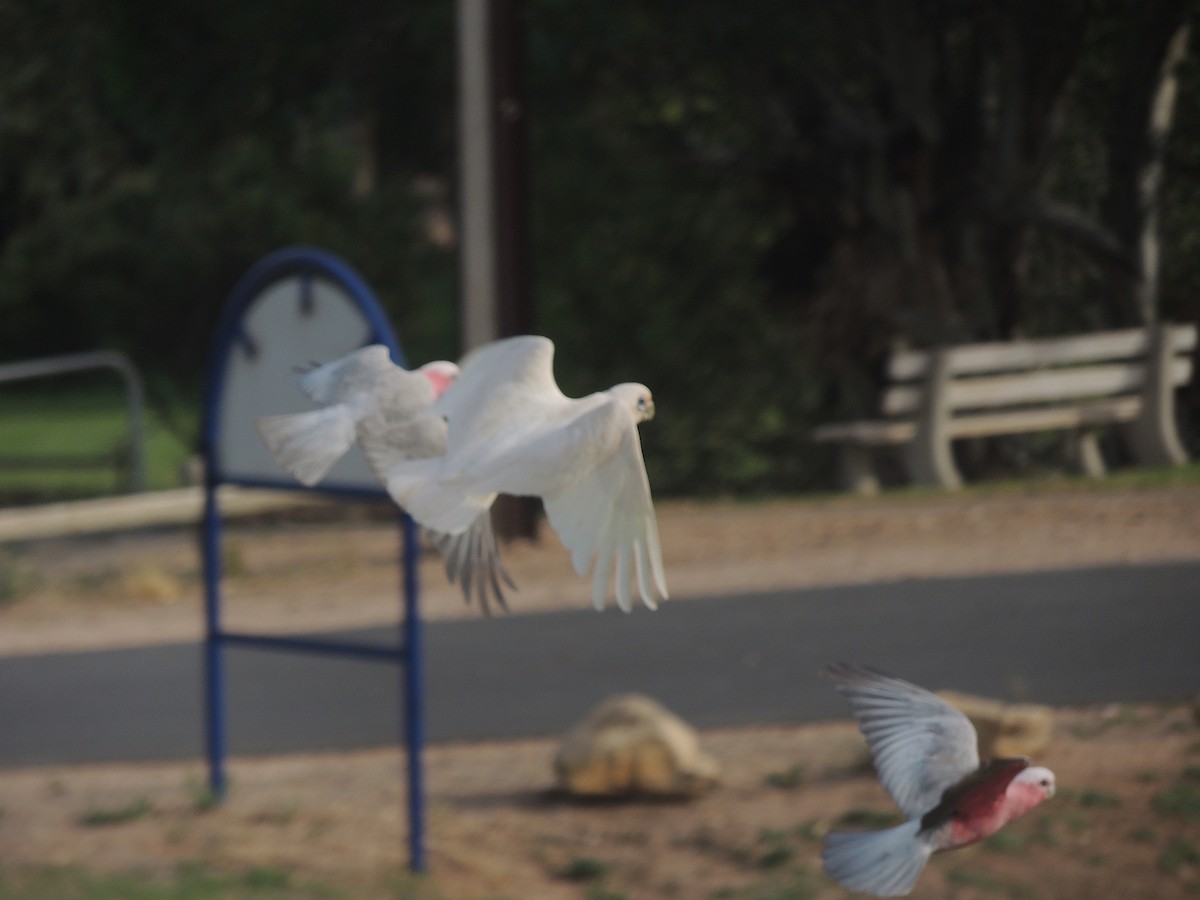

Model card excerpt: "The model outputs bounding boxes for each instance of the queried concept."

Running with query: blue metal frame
[200,246,426,871]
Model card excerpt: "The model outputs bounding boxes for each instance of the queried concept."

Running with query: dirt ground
[1,484,1200,898]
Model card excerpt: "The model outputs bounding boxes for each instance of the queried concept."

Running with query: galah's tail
[821,819,931,897]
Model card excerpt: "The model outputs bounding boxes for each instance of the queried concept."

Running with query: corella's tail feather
[255,407,357,487]
[432,513,517,615]
[821,820,930,897]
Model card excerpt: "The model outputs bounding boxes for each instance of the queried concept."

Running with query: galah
[255,344,514,612]
[367,334,668,612]
[821,663,1056,897]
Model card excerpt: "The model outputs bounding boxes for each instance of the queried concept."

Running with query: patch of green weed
[78,797,152,827]
[1152,784,1200,821]
[946,869,1007,891]
[757,846,794,869]
[560,857,612,883]
[1077,788,1121,808]
[764,765,805,790]
[586,886,627,900]
[984,829,1034,853]
[1159,838,1200,875]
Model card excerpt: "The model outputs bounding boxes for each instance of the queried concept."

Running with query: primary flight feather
[372,335,668,612]
[254,344,514,613]
[821,663,1056,896]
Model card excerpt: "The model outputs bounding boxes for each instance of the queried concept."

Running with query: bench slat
[945,397,1142,438]
[883,357,1192,416]
[813,396,1143,446]
[889,324,1197,380]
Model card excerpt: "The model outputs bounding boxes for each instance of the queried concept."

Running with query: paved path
[2,561,1198,768]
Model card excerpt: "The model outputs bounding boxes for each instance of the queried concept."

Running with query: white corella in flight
[368,335,668,612]
[255,344,514,612]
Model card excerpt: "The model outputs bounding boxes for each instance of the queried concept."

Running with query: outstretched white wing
[435,335,565,467]
[543,404,667,612]
[822,663,980,818]
[382,335,564,533]
[456,395,666,612]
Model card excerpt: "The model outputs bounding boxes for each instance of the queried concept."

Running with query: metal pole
[400,511,426,871]
[457,0,500,350]
[109,353,147,493]
[202,479,227,798]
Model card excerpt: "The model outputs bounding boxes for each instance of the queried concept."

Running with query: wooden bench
[812,323,1197,493]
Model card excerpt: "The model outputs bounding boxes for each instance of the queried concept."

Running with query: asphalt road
[2,561,1198,768]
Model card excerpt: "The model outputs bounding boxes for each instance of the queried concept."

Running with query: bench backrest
[880,324,1196,417]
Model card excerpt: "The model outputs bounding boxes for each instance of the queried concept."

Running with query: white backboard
[209,260,399,492]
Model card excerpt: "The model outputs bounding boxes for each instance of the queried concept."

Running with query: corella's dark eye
[636,397,647,411]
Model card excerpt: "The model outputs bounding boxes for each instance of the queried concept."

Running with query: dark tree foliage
[0,0,1196,491]
[0,0,460,390]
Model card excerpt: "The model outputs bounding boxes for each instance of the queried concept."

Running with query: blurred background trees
[0,0,1197,494]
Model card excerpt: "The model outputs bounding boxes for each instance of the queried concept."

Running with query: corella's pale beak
[644,400,656,420]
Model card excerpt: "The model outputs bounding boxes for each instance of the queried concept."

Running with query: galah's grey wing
[823,663,980,819]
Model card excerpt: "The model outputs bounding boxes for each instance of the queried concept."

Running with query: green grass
[984,829,1036,853]
[0,383,195,504]
[585,887,628,900]
[763,765,805,791]
[1159,839,1200,875]
[0,862,342,899]
[559,857,612,883]
[1076,788,1122,808]
[1151,783,1200,821]
[709,866,822,900]
[945,868,1032,896]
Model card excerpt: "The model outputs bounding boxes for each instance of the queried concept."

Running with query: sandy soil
[1,484,1199,898]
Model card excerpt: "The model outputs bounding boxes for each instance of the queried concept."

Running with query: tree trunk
[1102,2,1191,325]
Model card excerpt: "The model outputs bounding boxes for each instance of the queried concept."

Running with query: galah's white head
[607,382,656,422]
[1005,765,1057,821]
[417,360,460,399]
[1014,766,1056,798]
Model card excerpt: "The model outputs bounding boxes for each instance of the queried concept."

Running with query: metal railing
[0,350,147,493]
